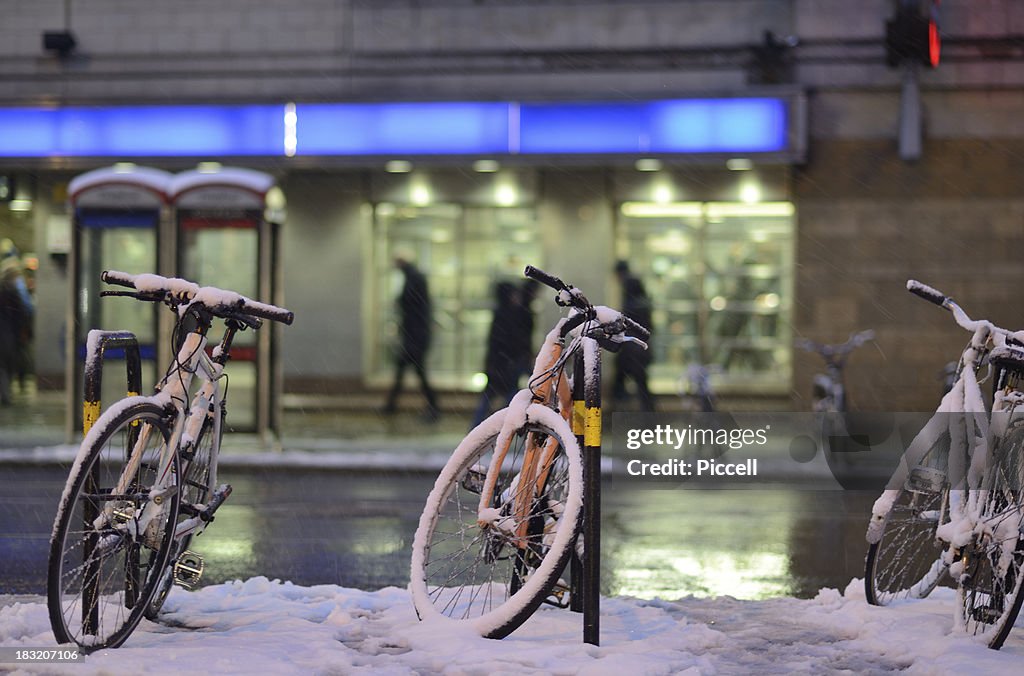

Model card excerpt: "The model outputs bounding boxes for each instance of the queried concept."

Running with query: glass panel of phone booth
[179,225,259,431]
[77,223,159,407]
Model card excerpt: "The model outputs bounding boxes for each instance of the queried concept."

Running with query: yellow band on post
[584,406,601,447]
[572,400,586,436]
[83,401,101,435]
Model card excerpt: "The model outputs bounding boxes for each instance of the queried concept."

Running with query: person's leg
[612,354,628,400]
[471,381,496,429]
[633,365,655,412]
[412,359,440,418]
[383,357,408,413]
[0,359,11,406]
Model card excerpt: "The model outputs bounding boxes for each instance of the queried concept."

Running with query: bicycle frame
[869,294,1018,549]
[105,328,225,545]
[476,320,573,546]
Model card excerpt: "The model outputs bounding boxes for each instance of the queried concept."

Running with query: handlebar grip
[240,299,295,326]
[622,316,651,340]
[524,265,567,291]
[907,280,947,307]
[102,270,137,289]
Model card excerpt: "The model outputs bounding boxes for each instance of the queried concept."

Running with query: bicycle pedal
[198,484,233,523]
[905,466,945,493]
[542,579,571,609]
[111,505,135,525]
[173,550,205,589]
[460,466,486,495]
[972,605,1002,624]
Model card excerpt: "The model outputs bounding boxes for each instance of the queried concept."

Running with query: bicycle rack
[82,329,143,435]
[81,329,142,635]
[570,338,602,646]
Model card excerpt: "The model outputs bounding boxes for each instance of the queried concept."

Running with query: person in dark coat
[0,259,30,406]
[612,260,655,412]
[383,255,440,420]
[471,281,522,428]
[512,279,540,384]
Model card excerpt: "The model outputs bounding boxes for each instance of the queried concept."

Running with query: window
[369,203,541,389]
[617,201,795,394]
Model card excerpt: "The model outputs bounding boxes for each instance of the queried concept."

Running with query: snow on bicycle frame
[869,280,1024,545]
[477,268,650,535]
[410,265,650,642]
[94,272,290,533]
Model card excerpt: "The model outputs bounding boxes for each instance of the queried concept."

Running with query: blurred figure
[470,281,522,428]
[714,242,773,372]
[0,256,31,405]
[383,253,440,421]
[513,279,541,383]
[1,241,34,392]
[612,260,655,412]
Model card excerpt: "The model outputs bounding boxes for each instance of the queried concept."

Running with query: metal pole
[569,355,585,613]
[582,338,601,646]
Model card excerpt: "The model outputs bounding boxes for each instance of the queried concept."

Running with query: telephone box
[170,167,285,436]
[66,165,172,439]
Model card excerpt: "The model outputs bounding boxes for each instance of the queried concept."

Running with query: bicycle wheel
[144,411,218,620]
[865,433,951,606]
[956,431,1024,649]
[48,401,180,651]
[410,403,583,639]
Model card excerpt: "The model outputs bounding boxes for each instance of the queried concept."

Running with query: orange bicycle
[410,265,648,638]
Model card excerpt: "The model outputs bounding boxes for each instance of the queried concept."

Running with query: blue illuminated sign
[0,98,789,158]
[518,99,787,153]
[296,102,510,155]
[0,105,283,157]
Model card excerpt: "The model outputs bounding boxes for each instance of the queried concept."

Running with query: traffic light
[886,1,940,68]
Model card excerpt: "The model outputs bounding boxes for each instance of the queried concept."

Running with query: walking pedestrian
[0,257,30,406]
[470,281,522,428]
[382,253,440,421]
[612,260,655,412]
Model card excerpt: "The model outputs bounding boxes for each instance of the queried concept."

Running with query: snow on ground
[2,579,1022,675]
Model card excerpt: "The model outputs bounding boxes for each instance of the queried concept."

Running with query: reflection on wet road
[1,466,876,600]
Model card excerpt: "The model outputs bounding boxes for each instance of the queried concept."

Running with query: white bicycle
[865,280,1024,650]
[47,270,293,651]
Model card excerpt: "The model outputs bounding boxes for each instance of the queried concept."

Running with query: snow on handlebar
[102,270,294,325]
[906,279,1024,342]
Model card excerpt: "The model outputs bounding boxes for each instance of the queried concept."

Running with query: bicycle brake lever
[619,335,649,350]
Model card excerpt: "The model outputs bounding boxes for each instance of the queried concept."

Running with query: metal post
[582,338,601,646]
[569,356,585,613]
[83,330,143,435]
[81,329,141,631]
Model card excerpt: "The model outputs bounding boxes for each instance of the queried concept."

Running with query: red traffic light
[885,3,940,69]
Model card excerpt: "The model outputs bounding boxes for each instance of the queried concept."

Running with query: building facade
[2,1,1023,411]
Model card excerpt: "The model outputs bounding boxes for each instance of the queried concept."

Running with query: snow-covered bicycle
[47,270,293,651]
[410,265,648,639]
[795,330,875,414]
[865,280,1024,650]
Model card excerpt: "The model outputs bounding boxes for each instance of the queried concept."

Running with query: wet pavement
[0,463,879,601]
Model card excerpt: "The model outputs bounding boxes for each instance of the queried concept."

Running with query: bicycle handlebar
[102,270,294,325]
[622,315,651,341]
[906,280,947,307]
[523,265,568,292]
[796,330,874,358]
